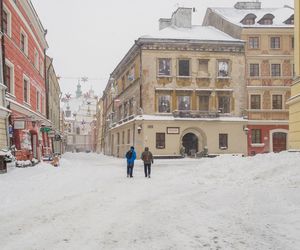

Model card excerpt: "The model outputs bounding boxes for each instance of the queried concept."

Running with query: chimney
[171,7,192,28]
[234,1,261,10]
[159,18,171,30]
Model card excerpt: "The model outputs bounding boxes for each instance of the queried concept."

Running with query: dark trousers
[144,163,151,177]
[127,164,134,177]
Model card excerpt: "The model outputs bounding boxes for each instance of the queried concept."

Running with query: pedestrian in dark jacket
[125,146,136,178]
[141,147,153,178]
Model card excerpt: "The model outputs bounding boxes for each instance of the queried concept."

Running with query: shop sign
[40,127,51,133]
[14,121,25,130]
[167,127,180,134]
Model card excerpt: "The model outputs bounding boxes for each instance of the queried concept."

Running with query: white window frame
[249,93,262,110]
[34,49,39,70]
[20,29,28,56]
[40,60,44,77]
[271,93,284,110]
[4,59,15,96]
[3,4,12,37]
[270,63,282,77]
[36,90,40,112]
[249,63,260,77]
[23,74,30,105]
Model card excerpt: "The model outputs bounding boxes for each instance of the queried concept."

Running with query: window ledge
[157,75,172,78]
[217,76,231,79]
[6,93,16,99]
[176,76,192,79]
[196,76,211,79]
[220,147,228,150]
[251,143,265,147]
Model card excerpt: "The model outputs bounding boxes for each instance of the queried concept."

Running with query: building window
[40,61,44,77]
[117,133,120,145]
[178,96,191,110]
[198,59,209,76]
[249,37,259,49]
[158,95,171,113]
[129,98,134,116]
[271,64,281,77]
[272,95,283,109]
[2,8,11,36]
[218,96,230,113]
[217,61,229,77]
[36,90,40,112]
[128,66,135,81]
[23,76,30,104]
[249,64,259,77]
[20,31,28,55]
[250,95,261,109]
[291,37,294,49]
[156,133,165,149]
[251,129,261,143]
[122,131,125,144]
[123,102,128,118]
[219,134,228,149]
[34,49,39,70]
[199,95,209,111]
[158,58,171,76]
[76,127,80,135]
[178,59,190,76]
[4,61,14,95]
[127,129,130,144]
[270,37,280,49]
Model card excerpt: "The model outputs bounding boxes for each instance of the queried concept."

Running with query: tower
[76,80,82,98]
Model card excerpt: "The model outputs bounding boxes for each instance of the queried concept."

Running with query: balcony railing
[173,110,220,118]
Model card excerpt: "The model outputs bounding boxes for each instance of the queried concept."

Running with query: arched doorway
[272,132,287,152]
[182,133,198,156]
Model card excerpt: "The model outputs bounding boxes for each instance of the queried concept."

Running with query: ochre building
[288,0,300,150]
[203,1,294,155]
[101,8,248,158]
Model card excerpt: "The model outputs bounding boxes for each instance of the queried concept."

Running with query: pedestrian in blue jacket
[125,146,136,178]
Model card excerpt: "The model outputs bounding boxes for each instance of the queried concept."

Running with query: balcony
[173,110,220,118]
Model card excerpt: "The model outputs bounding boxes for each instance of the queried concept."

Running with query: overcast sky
[31,0,294,97]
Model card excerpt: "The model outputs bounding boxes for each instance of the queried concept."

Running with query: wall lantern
[243,125,249,135]
[137,125,142,134]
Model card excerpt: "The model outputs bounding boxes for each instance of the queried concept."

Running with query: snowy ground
[0,152,300,250]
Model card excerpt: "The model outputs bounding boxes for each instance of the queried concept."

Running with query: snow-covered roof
[140,25,243,43]
[209,6,294,28]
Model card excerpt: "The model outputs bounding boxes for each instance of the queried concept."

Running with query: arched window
[241,14,256,25]
[258,14,274,25]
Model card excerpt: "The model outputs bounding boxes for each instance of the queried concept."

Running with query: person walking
[141,147,153,178]
[125,146,136,178]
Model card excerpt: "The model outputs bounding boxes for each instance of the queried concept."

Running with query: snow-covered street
[1,152,300,250]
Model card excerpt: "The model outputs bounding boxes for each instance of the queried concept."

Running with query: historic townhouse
[46,56,62,154]
[0,38,10,149]
[1,0,50,160]
[288,0,300,150]
[203,1,294,154]
[101,8,248,158]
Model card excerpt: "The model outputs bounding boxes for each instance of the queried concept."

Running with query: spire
[76,80,82,98]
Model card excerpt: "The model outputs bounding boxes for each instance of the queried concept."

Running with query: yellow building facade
[100,8,248,158]
[288,0,300,149]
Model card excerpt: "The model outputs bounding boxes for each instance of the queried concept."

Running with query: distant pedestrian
[125,146,136,178]
[141,147,153,178]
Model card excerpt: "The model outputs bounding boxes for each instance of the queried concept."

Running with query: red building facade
[1,0,51,160]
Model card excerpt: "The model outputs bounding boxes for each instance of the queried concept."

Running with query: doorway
[182,133,198,156]
[272,132,287,152]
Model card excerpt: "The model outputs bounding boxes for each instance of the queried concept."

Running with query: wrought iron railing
[172,110,220,118]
